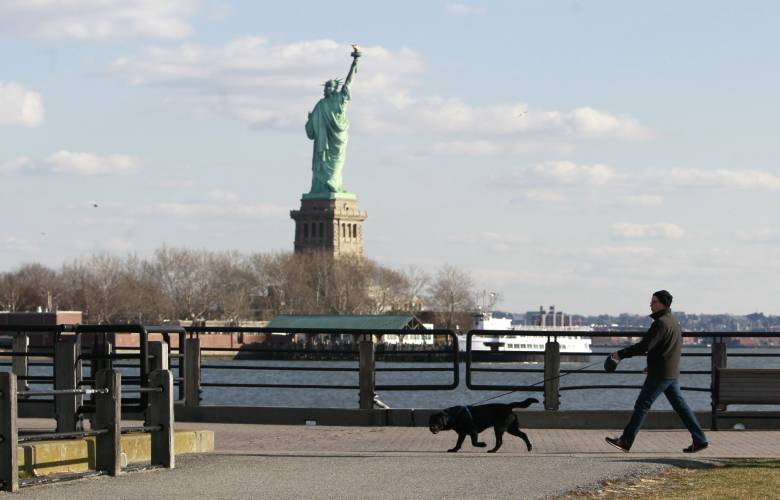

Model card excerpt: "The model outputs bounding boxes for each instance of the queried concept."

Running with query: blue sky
[1,1,779,314]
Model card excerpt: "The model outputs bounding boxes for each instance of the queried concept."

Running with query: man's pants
[621,377,708,449]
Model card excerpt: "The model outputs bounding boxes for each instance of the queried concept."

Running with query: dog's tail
[509,398,539,409]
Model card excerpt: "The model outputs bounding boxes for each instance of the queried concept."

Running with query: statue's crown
[321,78,342,88]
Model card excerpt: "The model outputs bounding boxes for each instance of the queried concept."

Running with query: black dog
[428,398,538,453]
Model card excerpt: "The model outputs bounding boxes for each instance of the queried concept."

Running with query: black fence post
[95,369,121,476]
[359,335,375,410]
[544,340,560,410]
[0,372,18,492]
[55,336,81,432]
[149,369,174,469]
[184,338,201,407]
[12,333,29,394]
[711,340,727,413]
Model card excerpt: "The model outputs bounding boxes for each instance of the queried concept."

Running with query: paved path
[10,422,780,499]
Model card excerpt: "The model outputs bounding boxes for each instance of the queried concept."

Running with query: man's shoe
[683,442,709,453]
[605,436,630,452]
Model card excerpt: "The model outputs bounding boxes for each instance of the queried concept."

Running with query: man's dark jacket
[618,308,681,379]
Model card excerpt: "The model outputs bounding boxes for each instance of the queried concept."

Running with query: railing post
[146,341,168,425]
[0,372,19,492]
[148,369,174,469]
[12,333,29,394]
[544,340,560,410]
[358,335,375,410]
[149,341,169,371]
[184,338,201,407]
[55,336,82,432]
[177,331,186,402]
[94,369,121,476]
[711,340,727,413]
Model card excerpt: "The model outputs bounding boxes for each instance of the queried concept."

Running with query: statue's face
[323,81,338,96]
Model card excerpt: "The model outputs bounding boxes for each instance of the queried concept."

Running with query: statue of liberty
[304,45,360,198]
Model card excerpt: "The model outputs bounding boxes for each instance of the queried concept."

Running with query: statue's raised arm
[342,44,361,93]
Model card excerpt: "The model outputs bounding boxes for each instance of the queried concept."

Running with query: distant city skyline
[1,1,779,315]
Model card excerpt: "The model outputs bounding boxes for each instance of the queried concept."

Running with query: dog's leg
[508,422,533,451]
[470,432,486,448]
[488,426,505,453]
[448,433,466,452]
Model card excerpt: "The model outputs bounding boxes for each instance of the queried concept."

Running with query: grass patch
[561,459,780,499]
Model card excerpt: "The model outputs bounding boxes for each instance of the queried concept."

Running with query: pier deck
[10,421,780,499]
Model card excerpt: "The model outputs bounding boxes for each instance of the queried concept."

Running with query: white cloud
[0,157,33,175]
[110,37,649,147]
[445,3,485,15]
[737,227,780,243]
[155,190,286,219]
[510,161,618,186]
[612,223,686,240]
[0,81,44,127]
[617,194,664,206]
[0,0,198,40]
[667,168,780,190]
[46,151,141,176]
[495,160,780,207]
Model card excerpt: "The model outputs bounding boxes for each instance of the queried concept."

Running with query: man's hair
[653,290,673,308]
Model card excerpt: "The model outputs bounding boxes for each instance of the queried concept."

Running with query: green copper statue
[304,45,361,198]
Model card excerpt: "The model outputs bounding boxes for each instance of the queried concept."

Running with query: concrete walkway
[10,422,780,499]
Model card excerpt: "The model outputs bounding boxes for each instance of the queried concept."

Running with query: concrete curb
[17,430,214,478]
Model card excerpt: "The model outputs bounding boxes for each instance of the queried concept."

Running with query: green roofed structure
[267,314,425,331]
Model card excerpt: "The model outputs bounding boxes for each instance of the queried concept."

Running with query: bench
[712,368,780,430]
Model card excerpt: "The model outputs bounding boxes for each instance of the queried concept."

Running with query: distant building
[524,305,571,328]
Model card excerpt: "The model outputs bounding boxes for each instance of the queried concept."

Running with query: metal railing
[184,326,459,408]
[0,369,174,492]
[465,330,780,410]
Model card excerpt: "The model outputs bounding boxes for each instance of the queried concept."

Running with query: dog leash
[468,359,604,406]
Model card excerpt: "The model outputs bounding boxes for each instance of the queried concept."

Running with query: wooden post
[12,334,29,394]
[177,332,186,402]
[358,336,375,410]
[711,341,727,415]
[149,341,169,371]
[0,373,19,492]
[544,340,560,411]
[148,370,174,469]
[55,336,81,432]
[184,338,201,407]
[94,369,121,476]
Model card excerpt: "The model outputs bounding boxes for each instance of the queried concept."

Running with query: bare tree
[210,251,259,325]
[151,246,218,322]
[427,264,476,330]
[400,265,430,312]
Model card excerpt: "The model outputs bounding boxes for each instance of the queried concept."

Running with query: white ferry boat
[461,312,592,361]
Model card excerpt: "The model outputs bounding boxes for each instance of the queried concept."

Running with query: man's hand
[642,367,648,374]
[610,352,620,362]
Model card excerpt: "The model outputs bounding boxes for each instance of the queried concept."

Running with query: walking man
[605,290,709,453]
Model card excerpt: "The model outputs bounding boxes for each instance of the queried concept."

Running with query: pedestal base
[290,196,367,256]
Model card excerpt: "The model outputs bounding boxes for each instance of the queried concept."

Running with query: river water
[14,347,780,411]
[194,347,780,411]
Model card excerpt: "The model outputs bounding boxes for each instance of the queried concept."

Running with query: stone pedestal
[290,194,367,256]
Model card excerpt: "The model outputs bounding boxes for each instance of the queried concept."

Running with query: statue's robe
[305,85,351,194]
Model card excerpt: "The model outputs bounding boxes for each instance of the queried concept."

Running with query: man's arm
[614,321,663,359]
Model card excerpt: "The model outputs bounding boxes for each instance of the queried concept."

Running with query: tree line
[0,247,489,329]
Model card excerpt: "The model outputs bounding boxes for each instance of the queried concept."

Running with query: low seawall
[174,405,780,430]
